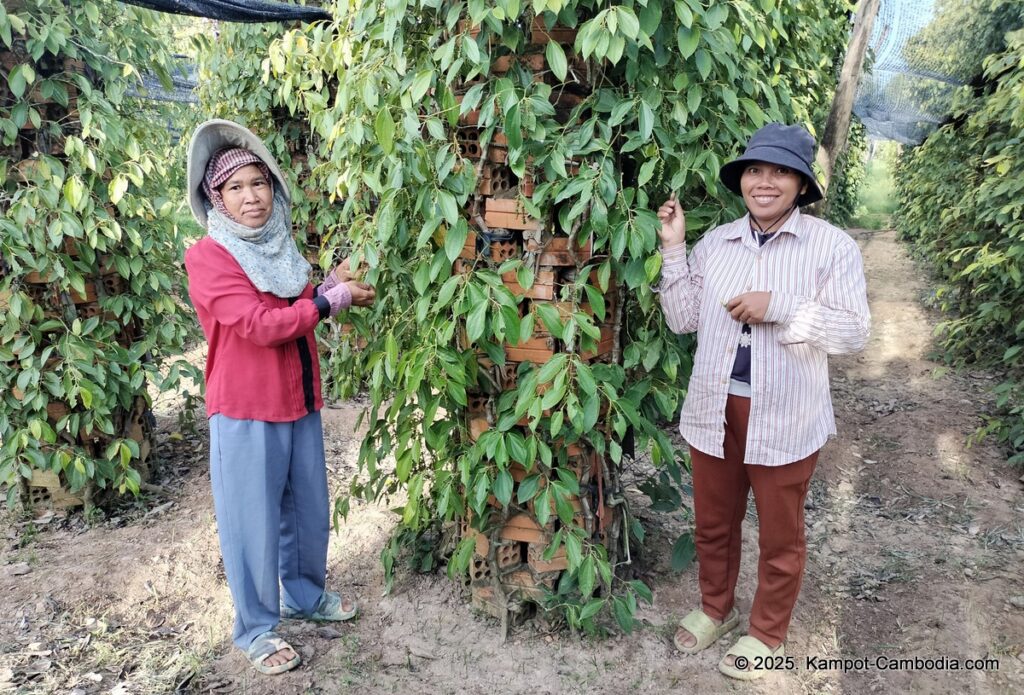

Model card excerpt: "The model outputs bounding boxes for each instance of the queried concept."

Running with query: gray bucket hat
[186,119,289,229]
[718,123,824,206]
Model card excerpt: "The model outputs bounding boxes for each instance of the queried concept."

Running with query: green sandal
[246,631,301,675]
[719,635,784,681]
[672,607,740,654]
[281,590,358,622]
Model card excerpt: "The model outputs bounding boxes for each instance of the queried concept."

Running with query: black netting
[128,59,198,103]
[120,0,331,22]
[855,0,1024,144]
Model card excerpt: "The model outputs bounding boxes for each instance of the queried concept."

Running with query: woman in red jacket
[184,120,375,675]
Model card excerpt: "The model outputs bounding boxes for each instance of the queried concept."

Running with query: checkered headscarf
[201,147,273,220]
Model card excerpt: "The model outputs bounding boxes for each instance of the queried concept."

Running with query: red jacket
[185,237,325,421]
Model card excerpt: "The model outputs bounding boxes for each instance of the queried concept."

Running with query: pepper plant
[0,1,201,505]
[895,12,1024,466]
[199,0,853,629]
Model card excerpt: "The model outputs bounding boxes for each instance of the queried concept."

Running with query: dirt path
[2,229,1023,694]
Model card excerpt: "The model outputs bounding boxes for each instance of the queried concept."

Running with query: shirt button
[721,378,728,385]
[745,285,752,291]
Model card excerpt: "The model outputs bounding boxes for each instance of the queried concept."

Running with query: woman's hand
[346,281,376,307]
[657,193,686,249]
[726,292,771,324]
[332,257,356,283]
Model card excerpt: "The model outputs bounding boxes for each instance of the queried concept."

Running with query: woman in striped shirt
[657,123,870,680]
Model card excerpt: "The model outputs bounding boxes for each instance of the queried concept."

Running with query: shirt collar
[724,208,806,241]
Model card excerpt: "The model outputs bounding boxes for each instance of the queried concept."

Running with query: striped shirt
[658,208,870,466]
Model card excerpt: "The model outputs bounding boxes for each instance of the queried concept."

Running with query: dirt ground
[2,228,1023,694]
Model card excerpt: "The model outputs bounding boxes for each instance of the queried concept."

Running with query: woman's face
[219,164,273,227]
[739,161,807,224]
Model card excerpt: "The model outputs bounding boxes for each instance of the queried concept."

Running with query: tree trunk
[813,0,881,212]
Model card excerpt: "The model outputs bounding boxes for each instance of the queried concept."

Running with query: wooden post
[815,0,881,202]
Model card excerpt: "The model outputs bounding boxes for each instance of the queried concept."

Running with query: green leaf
[444,218,469,262]
[612,596,634,632]
[535,303,564,339]
[695,49,712,80]
[437,274,461,307]
[63,176,85,211]
[517,474,542,504]
[579,598,604,621]
[575,361,597,395]
[564,530,583,569]
[578,555,596,597]
[494,469,513,506]
[674,1,693,27]
[410,70,433,102]
[515,264,534,290]
[466,299,488,343]
[535,486,552,527]
[629,580,653,604]
[671,532,696,572]
[504,103,522,151]
[687,84,702,113]
[721,86,738,112]
[108,175,129,204]
[374,108,396,154]
[545,40,567,82]
[540,382,565,410]
[536,352,567,384]
[638,101,654,140]
[437,189,459,225]
[676,25,700,59]
[638,159,657,187]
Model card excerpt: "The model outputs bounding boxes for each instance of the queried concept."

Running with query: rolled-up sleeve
[656,241,708,335]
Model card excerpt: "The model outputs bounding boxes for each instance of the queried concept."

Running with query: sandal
[719,635,784,681]
[246,630,301,675]
[672,607,740,654]
[281,590,358,622]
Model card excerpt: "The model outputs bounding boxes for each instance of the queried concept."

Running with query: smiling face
[218,164,273,227]
[739,161,808,229]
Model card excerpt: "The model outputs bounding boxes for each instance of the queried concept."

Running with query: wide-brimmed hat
[718,123,823,206]
[186,119,288,228]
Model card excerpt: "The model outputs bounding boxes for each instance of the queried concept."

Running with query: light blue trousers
[209,411,329,650]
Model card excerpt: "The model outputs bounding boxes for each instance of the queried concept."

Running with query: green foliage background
[894,15,1024,466]
[823,116,866,229]
[0,1,201,502]
[197,0,853,629]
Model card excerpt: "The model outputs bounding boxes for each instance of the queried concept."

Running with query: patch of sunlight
[934,431,971,479]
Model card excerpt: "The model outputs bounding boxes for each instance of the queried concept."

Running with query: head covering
[186,119,289,229]
[718,123,824,206]
[202,147,272,220]
[186,120,310,298]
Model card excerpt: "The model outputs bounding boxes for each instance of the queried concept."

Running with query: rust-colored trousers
[690,394,818,648]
